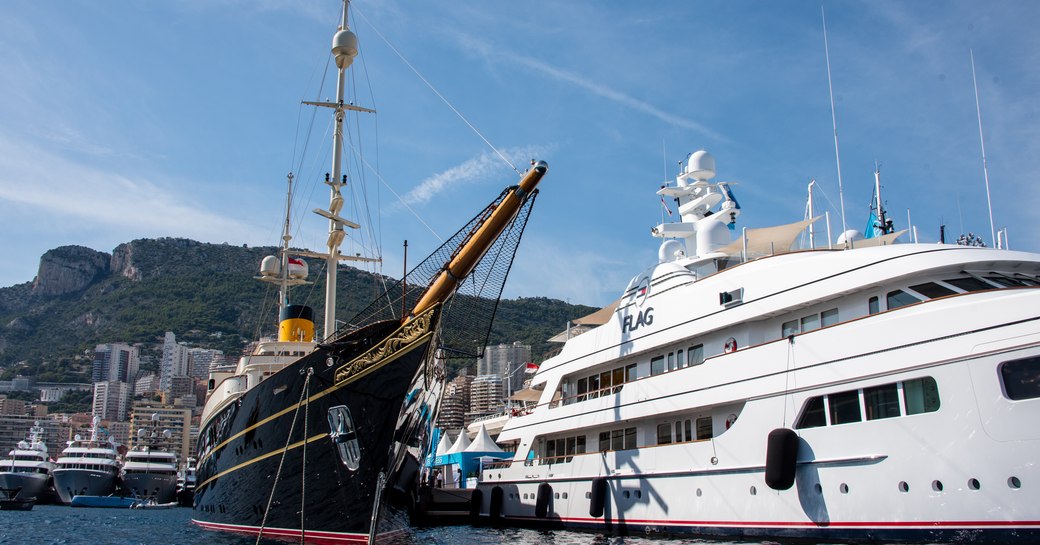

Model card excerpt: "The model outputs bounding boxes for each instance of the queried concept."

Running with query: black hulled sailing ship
[192,2,548,542]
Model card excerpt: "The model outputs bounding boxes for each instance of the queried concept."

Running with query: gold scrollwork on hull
[334,305,439,385]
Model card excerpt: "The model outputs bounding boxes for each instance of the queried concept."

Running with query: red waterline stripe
[192,519,406,544]
[510,515,1040,529]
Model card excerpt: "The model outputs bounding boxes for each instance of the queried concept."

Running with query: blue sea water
[2,506,757,545]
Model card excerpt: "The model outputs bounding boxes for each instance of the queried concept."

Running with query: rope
[300,367,311,544]
[255,368,313,545]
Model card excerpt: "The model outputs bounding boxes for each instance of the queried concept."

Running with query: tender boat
[473,150,1040,544]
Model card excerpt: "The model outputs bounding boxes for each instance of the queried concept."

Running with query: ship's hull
[51,469,117,504]
[0,472,48,500]
[193,313,443,544]
[122,472,178,503]
[475,284,1040,543]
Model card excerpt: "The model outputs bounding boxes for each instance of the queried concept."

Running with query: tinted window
[782,319,799,337]
[821,308,839,327]
[886,289,920,310]
[868,296,880,315]
[651,356,665,376]
[909,282,957,299]
[801,314,820,332]
[904,377,940,415]
[864,383,900,420]
[1000,356,1040,400]
[696,416,713,440]
[598,432,609,452]
[945,277,993,292]
[687,345,704,366]
[656,423,672,445]
[797,396,827,429]
[829,390,862,425]
[624,427,637,449]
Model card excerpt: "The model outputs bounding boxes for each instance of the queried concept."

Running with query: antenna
[970,49,997,248]
[822,7,848,236]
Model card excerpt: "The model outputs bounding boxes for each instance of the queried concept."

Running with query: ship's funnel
[279,304,315,342]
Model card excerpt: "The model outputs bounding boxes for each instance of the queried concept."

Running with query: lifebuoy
[724,337,737,353]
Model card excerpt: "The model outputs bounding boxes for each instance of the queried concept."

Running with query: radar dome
[685,150,716,180]
[260,255,280,277]
[836,229,864,245]
[332,29,359,69]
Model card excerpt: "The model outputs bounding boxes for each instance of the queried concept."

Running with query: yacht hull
[51,469,116,505]
[0,472,48,500]
[193,314,442,544]
[122,472,178,504]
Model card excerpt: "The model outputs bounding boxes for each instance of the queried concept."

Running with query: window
[598,432,609,452]
[684,419,693,442]
[667,352,676,372]
[945,277,993,292]
[612,368,625,393]
[656,423,672,445]
[909,282,957,299]
[886,289,920,310]
[577,378,588,402]
[903,377,940,415]
[800,313,820,332]
[828,390,862,425]
[868,296,880,315]
[599,371,612,394]
[1000,356,1040,400]
[688,345,704,366]
[588,375,600,398]
[676,349,684,369]
[782,319,799,337]
[626,363,638,382]
[611,429,627,450]
[624,427,637,449]
[695,416,713,440]
[651,356,665,376]
[864,383,900,420]
[674,421,682,442]
[796,396,827,429]
[821,308,839,327]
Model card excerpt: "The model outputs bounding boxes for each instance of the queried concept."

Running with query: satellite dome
[836,229,864,245]
[332,29,358,69]
[685,150,716,180]
[260,255,280,277]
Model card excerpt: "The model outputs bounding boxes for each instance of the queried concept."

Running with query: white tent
[464,424,505,453]
[433,430,453,458]
[444,428,471,455]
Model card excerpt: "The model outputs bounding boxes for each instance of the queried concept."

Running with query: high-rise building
[467,375,503,421]
[159,332,190,396]
[129,402,193,463]
[92,381,133,422]
[0,415,71,461]
[437,373,474,431]
[166,376,197,407]
[477,341,531,397]
[92,343,140,383]
[187,348,224,381]
[134,373,159,397]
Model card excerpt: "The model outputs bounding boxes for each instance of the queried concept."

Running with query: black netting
[331,187,539,359]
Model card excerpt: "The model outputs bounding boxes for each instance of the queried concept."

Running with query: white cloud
[403,145,548,205]
[453,33,726,142]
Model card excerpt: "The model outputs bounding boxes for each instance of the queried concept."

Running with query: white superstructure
[474,151,1040,543]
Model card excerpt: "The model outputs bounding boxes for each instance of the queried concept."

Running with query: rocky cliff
[31,246,111,297]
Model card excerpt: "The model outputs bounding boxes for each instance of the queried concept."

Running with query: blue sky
[2,1,1038,308]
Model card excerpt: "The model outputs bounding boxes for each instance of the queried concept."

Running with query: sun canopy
[717,216,820,258]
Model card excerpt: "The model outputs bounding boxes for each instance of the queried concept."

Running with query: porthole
[968,478,980,490]
[623,491,630,499]
[635,490,642,499]
[523,493,529,500]
[696,488,702,497]
[562,492,568,499]
[1009,476,1022,489]
[749,486,757,496]
[932,480,943,492]
[898,481,910,493]
[839,483,849,494]
[585,491,592,499]
[813,483,822,494]
[554,492,559,499]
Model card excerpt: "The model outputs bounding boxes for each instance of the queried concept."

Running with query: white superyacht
[51,417,121,504]
[0,423,55,501]
[474,150,1040,543]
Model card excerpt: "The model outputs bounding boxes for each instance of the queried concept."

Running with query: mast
[971,49,997,248]
[278,172,295,313]
[409,161,548,320]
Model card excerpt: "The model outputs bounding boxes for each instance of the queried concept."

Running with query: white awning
[717,216,821,258]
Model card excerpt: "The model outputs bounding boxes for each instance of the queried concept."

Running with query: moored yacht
[176,456,196,507]
[0,422,55,501]
[122,447,178,503]
[473,150,1040,543]
[51,417,121,504]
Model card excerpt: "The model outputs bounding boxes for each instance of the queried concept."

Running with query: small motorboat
[130,497,178,510]
[0,487,35,511]
[69,494,138,508]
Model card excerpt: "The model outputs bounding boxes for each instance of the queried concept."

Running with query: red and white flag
[524,362,539,374]
[660,197,673,217]
[288,257,305,266]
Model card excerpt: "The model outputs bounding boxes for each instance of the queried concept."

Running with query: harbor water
[0,505,955,545]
